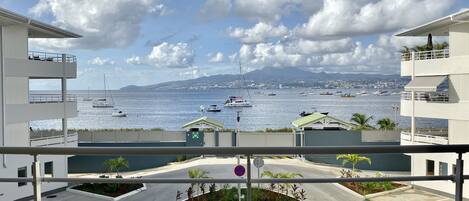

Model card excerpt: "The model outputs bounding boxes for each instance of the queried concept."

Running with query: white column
[62,54,67,146]
[411,52,416,142]
[0,27,5,168]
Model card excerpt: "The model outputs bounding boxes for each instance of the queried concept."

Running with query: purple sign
[234,165,245,177]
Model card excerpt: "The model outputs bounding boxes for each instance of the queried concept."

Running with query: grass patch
[72,183,144,198]
[340,182,404,196]
[188,187,299,201]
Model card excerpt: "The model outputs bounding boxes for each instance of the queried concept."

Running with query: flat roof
[396,9,469,36]
[0,7,81,38]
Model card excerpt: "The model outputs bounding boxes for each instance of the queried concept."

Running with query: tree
[350,113,374,130]
[336,154,371,172]
[104,156,129,177]
[377,118,396,130]
[188,168,210,195]
[262,171,303,195]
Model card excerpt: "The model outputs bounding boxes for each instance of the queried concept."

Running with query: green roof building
[291,112,353,130]
[182,116,224,131]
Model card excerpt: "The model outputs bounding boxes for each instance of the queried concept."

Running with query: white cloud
[295,0,455,38]
[285,38,354,54]
[239,43,315,68]
[208,52,224,63]
[228,22,288,44]
[125,56,144,65]
[233,0,322,22]
[198,0,232,21]
[87,57,115,66]
[29,0,162,49]
[147,42,195,68]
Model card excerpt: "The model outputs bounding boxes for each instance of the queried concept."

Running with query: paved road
[43,160,359,201]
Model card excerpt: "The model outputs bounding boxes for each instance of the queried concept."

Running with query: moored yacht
[224,96,252,107]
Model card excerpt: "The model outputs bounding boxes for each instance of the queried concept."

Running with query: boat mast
[103,74,107,100]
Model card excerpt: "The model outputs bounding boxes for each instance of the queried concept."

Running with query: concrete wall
[239,132,294,147]
[361,130,400,142]
[69,142,187,173]
[304,130,410,171]
[78,130,185,143]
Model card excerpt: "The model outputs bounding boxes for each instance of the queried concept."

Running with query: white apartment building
[398,9,469,198]
[0,8,80,200]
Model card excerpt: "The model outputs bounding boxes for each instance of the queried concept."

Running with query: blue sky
[1,0,469,90]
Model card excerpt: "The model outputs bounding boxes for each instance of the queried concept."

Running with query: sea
[30,89,446,131]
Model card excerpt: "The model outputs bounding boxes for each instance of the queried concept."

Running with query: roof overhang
[0,7,81,38]
[182,116,224,130]
[404,76,447,92]
[396,9,469,36]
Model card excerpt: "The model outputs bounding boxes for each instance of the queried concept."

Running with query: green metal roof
[291,113,352,128]
[182,116,224,130]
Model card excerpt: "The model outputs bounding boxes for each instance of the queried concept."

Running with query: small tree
[351,113,374,130]
[377,118,396,130]
[336,154,371,172]
[188,168,210,195]
[261,171,303,195]
[104,156,129,177]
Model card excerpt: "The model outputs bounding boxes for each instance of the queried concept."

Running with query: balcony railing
[401,49,450,61]
[28,51,76,63]
[29,94,76,104]
[30,131,78,147]
[401,130,448,145]
[0,145,468,201]
[401,91,449,102]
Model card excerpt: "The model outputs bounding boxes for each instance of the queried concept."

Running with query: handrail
[401,91,449,102]
[29,94,76,103]
[401,131,449,145]
[28,51,76,63]
[401,49,450,61]
[1,145,468,201]
[0,145,467,155]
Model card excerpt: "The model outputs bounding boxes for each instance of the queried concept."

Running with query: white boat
[92,74,114,108]
[83,87,92,101]
[112,110,127,117]
[225,61,253,107]
[224,96,252,107]
[206,105,222,112]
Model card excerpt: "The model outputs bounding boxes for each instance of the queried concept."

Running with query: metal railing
[401,91,449,102]
[401,131,449,145]
[28,51,77,63]
[0,145,469,201]
[401,49,450,61]
[29,94,77,104]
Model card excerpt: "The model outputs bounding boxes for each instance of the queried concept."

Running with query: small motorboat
[206,105,221,112]
[267,93,276,96]
[341,93,356,98]
[112,110,127,117]
[300,111,329,117]
[319,92,333,95]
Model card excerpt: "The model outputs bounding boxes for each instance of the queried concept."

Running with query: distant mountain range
[121,67,404,91]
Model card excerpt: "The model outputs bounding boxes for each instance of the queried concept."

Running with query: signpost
[253,157,264,188]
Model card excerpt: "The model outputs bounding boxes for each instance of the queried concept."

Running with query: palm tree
[377,118,396,130]
[262,171,303,195]
[188,168,210,194]
[350,113,374,130]
[336,154,371,172]
[104,156,129,177]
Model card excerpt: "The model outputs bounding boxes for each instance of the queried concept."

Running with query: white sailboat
[83,87,92,101]
[224,61,253,107]
[92,74,114,108]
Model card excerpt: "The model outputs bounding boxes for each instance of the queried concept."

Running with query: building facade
[398,9,469,198]
[0,8,80,200]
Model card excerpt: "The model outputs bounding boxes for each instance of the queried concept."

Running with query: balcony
[30,130,78,147]
[401,91,449,102]
[4,51,77,78]
[28,51,76,63]
[29,94,77,104]
[6,94,77,123]
[401,129,448,145]
[401,49,449,61]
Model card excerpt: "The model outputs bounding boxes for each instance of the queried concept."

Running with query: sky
[1,0,469,90]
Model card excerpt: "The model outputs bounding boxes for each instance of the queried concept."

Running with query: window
[44,161,53,178]
[17,167,27,187]
[439,162,448,176]
[426,160,435,176]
